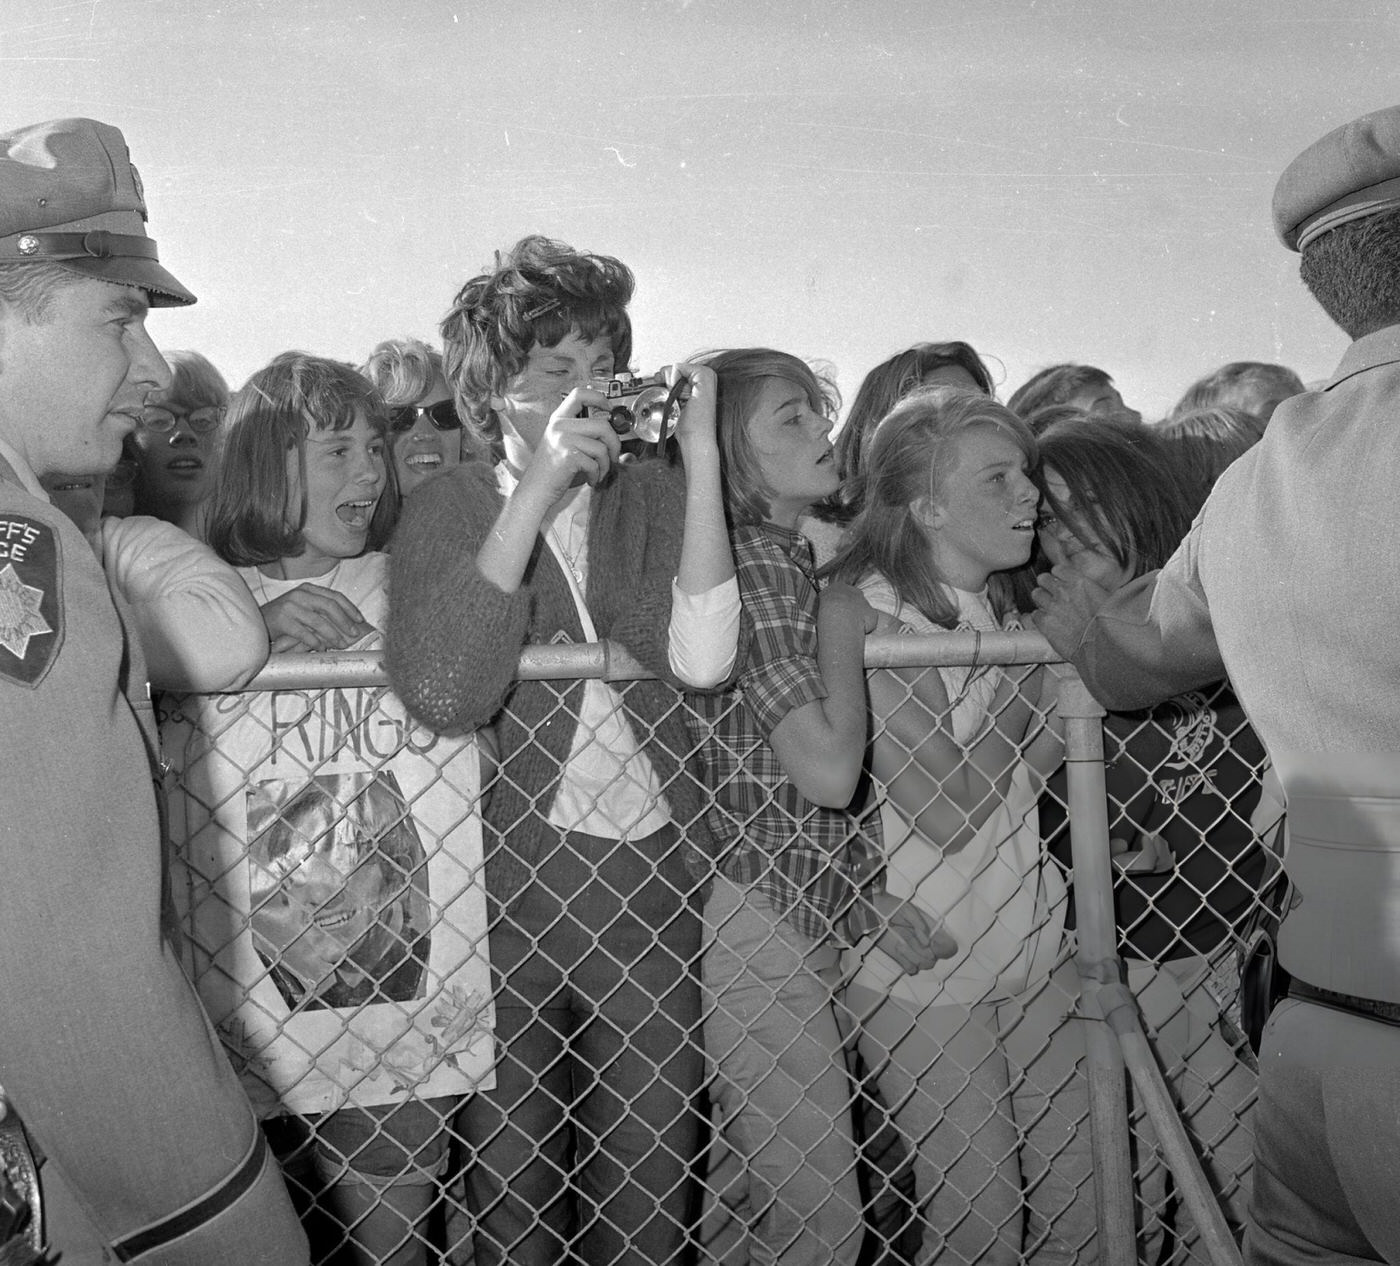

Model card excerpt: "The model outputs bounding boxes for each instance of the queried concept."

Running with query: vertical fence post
[1098,984,1245,1266]
[1057,670,1137,1262]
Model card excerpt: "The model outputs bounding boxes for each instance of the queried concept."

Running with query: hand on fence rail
[259,581,375,653]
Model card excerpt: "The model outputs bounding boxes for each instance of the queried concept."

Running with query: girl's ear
[912,494,943,532]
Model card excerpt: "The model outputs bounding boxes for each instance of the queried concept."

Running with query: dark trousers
[449,827,703,1266]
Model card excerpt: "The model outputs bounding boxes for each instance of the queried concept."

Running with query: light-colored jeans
[700,877,863,1266]
[846,955,1092,1265]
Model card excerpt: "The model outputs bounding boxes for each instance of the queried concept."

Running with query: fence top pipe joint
[1054,670,1107,721]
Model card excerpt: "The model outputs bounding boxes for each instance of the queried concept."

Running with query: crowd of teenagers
[47,230,1297,1266]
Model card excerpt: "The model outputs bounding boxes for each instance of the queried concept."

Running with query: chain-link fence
[155,632,1272,1266]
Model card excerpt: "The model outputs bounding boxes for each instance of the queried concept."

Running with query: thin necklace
[545,485,589,586]
[252,559,280,606]
[547,518,586,585]
[501,457,587,584]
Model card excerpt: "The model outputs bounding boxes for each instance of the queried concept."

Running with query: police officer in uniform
[0,118,309,1264]
[1034,104,1400,1263]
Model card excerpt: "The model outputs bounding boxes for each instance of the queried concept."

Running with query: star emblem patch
[0,515,62,688]
[0,562,50,657]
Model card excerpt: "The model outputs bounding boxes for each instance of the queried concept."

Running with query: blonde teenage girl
[828,387,1077,1265]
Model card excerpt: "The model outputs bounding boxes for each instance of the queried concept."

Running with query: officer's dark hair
[0,261,82,323]
[1299,206,1400,339]
[439,234,634,448]
[206,351,398,568]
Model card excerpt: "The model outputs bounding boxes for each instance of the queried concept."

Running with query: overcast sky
[3,0,1397,420]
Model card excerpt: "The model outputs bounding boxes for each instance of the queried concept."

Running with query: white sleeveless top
[849,574,1067,1007]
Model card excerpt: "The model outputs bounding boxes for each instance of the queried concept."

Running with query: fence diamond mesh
[155,635,1269,1266]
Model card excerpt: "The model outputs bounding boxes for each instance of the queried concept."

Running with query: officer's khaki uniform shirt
[1063,324,1400,1001]
[0,453,308,1264]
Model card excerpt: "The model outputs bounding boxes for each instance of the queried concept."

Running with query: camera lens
[627,386,672,443]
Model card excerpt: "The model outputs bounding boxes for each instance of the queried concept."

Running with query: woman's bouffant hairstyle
[1168,361,1304,424]
[1007,363,1114,419]
[1299,207,1400,339]
[1156,405,1265,517]
[821,341,994,524]
[827,387,1036,629]
[361,337,445,407]
[205,351,398,568]
[1035,418,1194,578]
[439,235,634,445]
[698,348,841,529]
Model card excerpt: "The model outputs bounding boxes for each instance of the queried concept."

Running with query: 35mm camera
[592,370,691,443]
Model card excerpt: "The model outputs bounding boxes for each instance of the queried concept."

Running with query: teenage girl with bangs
[688,348,955,1266]
[802,340,996,568]
[171,352,495,1266]
[826,386,1077,1265]
[1034,417,1271,1261]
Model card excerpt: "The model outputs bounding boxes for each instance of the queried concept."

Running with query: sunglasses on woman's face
[388,400,461,434]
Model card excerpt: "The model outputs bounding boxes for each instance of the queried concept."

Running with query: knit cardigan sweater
[386,457,719,908]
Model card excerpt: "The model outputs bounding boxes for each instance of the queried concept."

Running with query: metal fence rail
[157,633,1260,1265]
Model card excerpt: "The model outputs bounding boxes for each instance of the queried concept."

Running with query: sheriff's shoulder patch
[0,515,62,688]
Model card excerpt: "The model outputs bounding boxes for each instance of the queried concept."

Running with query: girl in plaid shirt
[688,348,955,1266]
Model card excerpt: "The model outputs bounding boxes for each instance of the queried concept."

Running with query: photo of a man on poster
[247,772,430,1011]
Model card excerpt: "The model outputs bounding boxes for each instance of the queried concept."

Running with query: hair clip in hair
[522,298,562,322]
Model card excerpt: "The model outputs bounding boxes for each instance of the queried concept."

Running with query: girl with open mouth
[187,353,492,1265]
[827,386,1076,1264]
